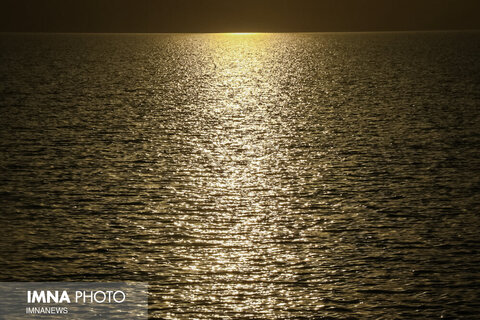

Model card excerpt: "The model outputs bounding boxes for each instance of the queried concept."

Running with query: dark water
[1,32,480,319]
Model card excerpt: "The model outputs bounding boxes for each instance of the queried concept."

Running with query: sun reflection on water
[160,33,306,315]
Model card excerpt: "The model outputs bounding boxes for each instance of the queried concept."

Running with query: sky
[0,0,479,33]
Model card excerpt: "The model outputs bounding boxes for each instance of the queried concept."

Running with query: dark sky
[1,0,479,33]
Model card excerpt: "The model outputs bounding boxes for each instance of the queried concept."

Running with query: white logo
[27,291,71,304]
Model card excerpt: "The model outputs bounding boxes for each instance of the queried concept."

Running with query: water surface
[1,32,480,319]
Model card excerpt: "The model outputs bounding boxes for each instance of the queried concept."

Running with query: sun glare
[228,32,259,35]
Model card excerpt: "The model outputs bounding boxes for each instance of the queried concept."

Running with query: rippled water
[1,32,480,319]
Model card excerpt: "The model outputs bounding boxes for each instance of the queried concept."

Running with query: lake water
[0,32,479,319]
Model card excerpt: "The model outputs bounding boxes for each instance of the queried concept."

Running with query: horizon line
[1,28,479,35]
